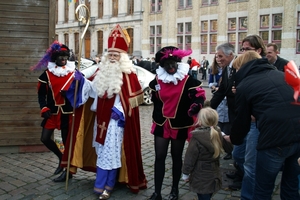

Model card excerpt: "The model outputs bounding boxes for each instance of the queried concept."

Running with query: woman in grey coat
[182,107,223,200]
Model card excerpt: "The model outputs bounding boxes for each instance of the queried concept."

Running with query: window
[200,20,218,54]
[239,17,247,30]
[210,20,218,32]
[178,0,192,9]
[97,31,103,56]
[128,0,134,15]
[156,37,162,52]
[75,33,79,55]
[177,36,183,49]
[297,30,300,53]
[273,13,282,27]
[209,20,218,53]
[228,17,248,53]
[259,13,283,49]
[178,23,184,34]
[260,15,269,28]
[177,22,192,50]
[112,0,118,17]
[127,28,134,55]
[201,0,218,6]
[151,0,162,13]
[157,25,162,36]
[201,20,208,32]
[64,0,69,23]
[150,26,155,36]
[98,0,103,18]
[64,34,69,47]
[185,35,191,50]
[210,34,217,53]
[200,35,208,54]
[85,0,91,14]
[228,18,236,31]
[185,22,192,34]
[260,31,269,44]
[149,25,162,54]
[238,32,247,52]
[150,38,155,54]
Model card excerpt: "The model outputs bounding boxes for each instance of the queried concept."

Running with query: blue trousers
[241,122,259,200]
[94,167,118,194]
[232,138,246,174]
[254,142,300,200]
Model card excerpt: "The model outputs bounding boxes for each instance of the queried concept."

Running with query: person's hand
[224,135,231,143]
[74,70,83,81]
[182,174,190,182]
[188,103,200,117]
[42,110,51,119]
[232,86,236,94]
[297,157,300,166]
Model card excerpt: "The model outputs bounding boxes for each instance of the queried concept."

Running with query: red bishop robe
[61,72,147,193]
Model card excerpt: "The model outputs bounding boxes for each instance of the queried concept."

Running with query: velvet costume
[149,75,204,140]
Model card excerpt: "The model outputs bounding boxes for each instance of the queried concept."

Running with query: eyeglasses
[240,47,256,52]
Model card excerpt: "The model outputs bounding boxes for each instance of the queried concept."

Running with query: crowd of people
[31,27,300,200]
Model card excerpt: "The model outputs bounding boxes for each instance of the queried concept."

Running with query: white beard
[92,53,135,99]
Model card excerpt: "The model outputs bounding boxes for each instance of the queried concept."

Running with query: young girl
[182,107,223,200]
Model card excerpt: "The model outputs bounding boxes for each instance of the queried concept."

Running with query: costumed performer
[30,41,78,177]
[147,46,206,200]
[60,24,148,199]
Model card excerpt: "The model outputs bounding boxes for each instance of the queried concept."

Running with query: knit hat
[108,24,130,53]
[30,41,70,71]
[155,46,192,66]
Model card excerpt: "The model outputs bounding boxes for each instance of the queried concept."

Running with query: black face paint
[163,59,178,75]
[55,56,68,66]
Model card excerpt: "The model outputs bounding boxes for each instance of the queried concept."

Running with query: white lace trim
[47,61,76,77]
[156,62,189,85]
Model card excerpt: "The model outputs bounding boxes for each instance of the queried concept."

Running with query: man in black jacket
[266,43,288,72]
[229,51,300,200]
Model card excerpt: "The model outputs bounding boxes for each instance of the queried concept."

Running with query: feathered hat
[30,41,70,71]
[155,46,192,66]
[108,24,130,53]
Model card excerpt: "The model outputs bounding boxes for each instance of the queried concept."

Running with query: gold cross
[112,31,120,43]
[97,122,107,138]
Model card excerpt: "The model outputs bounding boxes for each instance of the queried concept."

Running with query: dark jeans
[191,70,198,80]
[254,143,300,200]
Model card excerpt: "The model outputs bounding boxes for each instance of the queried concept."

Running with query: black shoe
[165,188,178,200]
[54,165,63,175]
[223,153,232,160]
[229,181,242,191]
[53,170,72,182]
[148,192,162,200]
[226,171,237,179]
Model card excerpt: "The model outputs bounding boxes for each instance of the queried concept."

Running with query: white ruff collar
[47,61,76,77]
[156,62,189,85]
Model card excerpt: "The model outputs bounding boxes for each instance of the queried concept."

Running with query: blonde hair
[233,51,261,70]
[196,107,223,158]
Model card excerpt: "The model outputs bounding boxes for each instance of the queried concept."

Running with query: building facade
[56,0,300,64]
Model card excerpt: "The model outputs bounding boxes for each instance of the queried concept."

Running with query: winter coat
[231,58,300,150]
[182,127,222,194]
